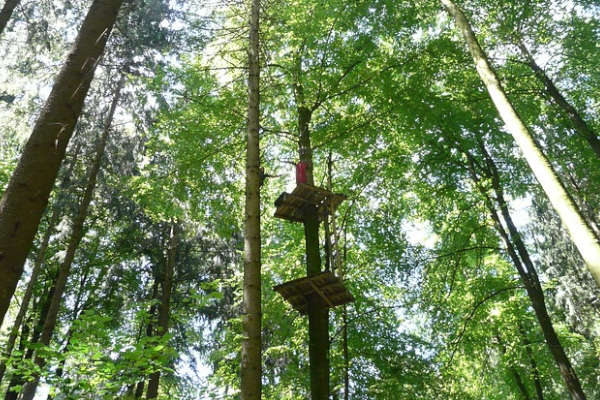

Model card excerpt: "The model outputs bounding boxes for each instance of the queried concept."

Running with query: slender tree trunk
[441,0,600,287]
[20,81,123,400]
[565,171,600,240]
[510,367,531,400]
[519,323,545,400]
[0,0,19,36]
[134,381,145,399]
[495,333,531,400]
[465,148,587,400]
[342,306,349,400]
[0,212,55,385]
[4,274,56,400]
[0,144,80,386]
[2,313,29,397]
[298,105,330,400]
[46,260,112,400]
[0,0,124,325]
[336,172,350,400]
[241,0,261,398]
[481,145,585,400]
[146,223,178,399]
[133,274,161,400]
[517,41,600,159]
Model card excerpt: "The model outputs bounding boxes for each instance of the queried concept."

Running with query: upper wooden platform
[274,183,346,223]
[274,271,354,314]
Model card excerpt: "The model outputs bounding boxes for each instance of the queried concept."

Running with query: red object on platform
[296,162,308,184]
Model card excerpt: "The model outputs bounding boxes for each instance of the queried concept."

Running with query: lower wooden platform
[274,271,354,314]
[274,183,346,223]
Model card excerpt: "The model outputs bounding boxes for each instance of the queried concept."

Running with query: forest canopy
[0,0,599,399]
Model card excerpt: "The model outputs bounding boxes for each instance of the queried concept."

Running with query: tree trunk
[4,273,56,400]
[519,323,545,400]
[441,0,600,288]
[565,170,600,241]
[342,306,349,400]
[241,0,262,397]
[20,80,123,400]
[46,259,112,400]
[146,223,178,399]
[0,143,80,385]
[0,211,55,385]
[0,0,19,36]
[465,147,587,400]
[495,333,531,400]
[132,274,161,400]
[517,41,600,159]
[0,0,124,325]
[2,312,29,398]
[298,105,330,400]
[134,381,145,399]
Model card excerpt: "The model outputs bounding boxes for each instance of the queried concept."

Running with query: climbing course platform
[274,183,346,223]
[274,271,354,314]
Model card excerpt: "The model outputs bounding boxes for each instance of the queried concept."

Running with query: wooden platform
[274,271,354,314]
[274,183,346,223]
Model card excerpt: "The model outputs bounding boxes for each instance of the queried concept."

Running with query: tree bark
[241,0,262,398]
[0,0,20,36]
[146,222,178,399]
[465,147,587,400]
[0,0,124,325]
[495,333,531,400]
[441,0,600,288]
[134,381,145,399]
[517,41,600,160]
[20,79,123,400]
[298,105,330,400]
[132,272,161,400]
[46,259,112,400]
[0,210,54,385]
[0,144,80,386]
[2,312,29,398]
[519,323,545,400]
[342,231,349,400]
[4,273,56,400]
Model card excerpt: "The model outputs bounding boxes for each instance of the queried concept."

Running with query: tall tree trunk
[133,273,161,400]
[2,312,29,397]
[20,81,123,400]
[0,144,80,386]
[4,273,56,400]
[146,223,178,399]
[465,147,587,400]
[0,0,124,325]
[0,211,53,385]
[519,323,545,400]
[565,171,600,240]
[440,0,600,287]
[134,381,145,399]
[0,0,19,36]
[342,229,350,400]
[46,260,112,400]
[517,41,600,159]
[298,105,330,400]
[495,333,531,400]
[241,0,261,398]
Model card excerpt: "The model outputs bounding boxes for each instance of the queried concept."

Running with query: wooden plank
[274,271,354,314]
[308,279,335,308]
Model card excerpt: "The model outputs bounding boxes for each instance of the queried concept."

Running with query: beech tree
[440,0,600,288]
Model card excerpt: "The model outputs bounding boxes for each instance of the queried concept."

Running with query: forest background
[0,0,599,399]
